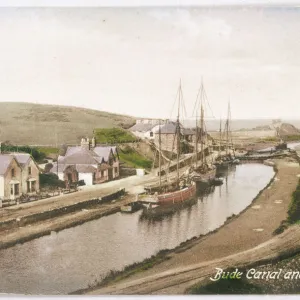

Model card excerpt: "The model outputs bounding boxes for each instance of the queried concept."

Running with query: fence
[0,188,78,208]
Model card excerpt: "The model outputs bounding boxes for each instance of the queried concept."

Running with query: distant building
[153,121,197,153]
[0,153,40,203]
[130,119,212,154]
[129,119,164,140]
[50,138,119,187]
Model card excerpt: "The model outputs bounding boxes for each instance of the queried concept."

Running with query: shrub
[77,180,85,186]
[44,163,54,173]
[93,128,137,144]
[39,173,65,189]
[287,182,300,223]
[118,146,152,169]
[1,143,47,162]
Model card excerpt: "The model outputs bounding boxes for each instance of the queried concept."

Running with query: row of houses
[0,138,120,203]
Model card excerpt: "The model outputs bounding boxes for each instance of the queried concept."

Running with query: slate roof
[182,128,196,135]
[0,155,15,175]
[10,153,31,166]
[93,147,114,161]
[50,145,118,175]
[129,123,155,132]
[62,149,103,165]
[159,122,178,134]
[159,122,195,135]
[65,146,82,157]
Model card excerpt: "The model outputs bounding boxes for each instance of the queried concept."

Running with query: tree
[59,144,68,156]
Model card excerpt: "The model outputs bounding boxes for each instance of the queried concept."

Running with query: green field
[93,128,137,144]
[118,145,152,169]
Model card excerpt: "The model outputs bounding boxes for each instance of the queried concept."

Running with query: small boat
[275,142,287,150]
[209,177,223,186]
[191,167,216,183]
[141,196,198,220]
[120,202,143,213]
[232,158,240,164]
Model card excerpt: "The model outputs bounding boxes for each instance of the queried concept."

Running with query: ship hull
[157,183,196,205]
[191,168,216,183]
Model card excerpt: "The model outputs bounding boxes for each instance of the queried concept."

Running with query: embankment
[0,189,130,250]
[0,189,125,232]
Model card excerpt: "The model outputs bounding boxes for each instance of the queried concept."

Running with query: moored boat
[210,177,223,186]
[157,182,196,205]
[191,167,216,183]
[142,81,197,207]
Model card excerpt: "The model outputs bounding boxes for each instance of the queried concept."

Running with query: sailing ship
[214,101,240,169]
[190,80,217,185]
[141,81,196,206]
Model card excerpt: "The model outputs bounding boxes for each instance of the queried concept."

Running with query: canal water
[0,163,274,295]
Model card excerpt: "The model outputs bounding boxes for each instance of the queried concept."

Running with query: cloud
[149,8,232,40]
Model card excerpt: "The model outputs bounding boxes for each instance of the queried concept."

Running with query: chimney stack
[91,137,96,148]
[81,137,90,150]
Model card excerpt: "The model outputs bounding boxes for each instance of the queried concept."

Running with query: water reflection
[0,164,274,295]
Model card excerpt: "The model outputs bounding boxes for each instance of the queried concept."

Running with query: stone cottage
[153,121,197,153]
[50,138,119,187]
[0,153,40,203]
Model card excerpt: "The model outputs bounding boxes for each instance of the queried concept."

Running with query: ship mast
[219,118,222,157]
[176,80,182,186]
[158,118,162,189]
[200,81,205,166]
[225,102,230,156]
[195,118,198,169]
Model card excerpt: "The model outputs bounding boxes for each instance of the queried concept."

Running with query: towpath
[87,158,300,295]
[0,174,155,224]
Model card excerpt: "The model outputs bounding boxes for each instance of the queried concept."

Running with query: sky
[0,4,300,120]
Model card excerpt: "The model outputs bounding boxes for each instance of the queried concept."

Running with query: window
[28,167,31,175]
[11,168,15,177]
[150,131,153,137]
[10,185,13,195]
[101,171,104,177]
[114,167,118,174]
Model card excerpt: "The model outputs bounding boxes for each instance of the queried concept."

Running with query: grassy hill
[0,102,135,145]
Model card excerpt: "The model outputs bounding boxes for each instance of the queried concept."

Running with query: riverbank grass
[273,178,300,235]
[188,275,263,294]
[72,249,171,294]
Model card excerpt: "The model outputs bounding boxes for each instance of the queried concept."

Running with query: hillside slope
[279,123,300,136]
[0,102,135,145]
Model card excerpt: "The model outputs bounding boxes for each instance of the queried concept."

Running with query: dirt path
[90,225,300,295]
[88,158,300,295]
[0,174,155,223]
